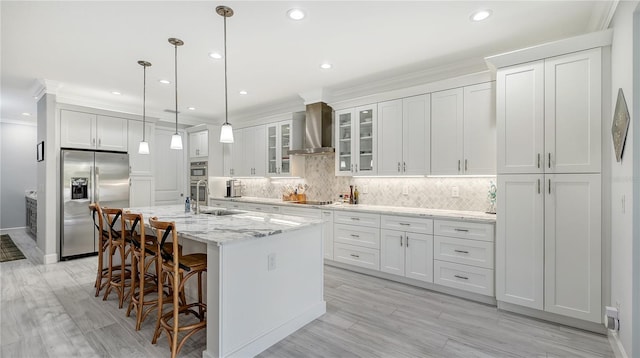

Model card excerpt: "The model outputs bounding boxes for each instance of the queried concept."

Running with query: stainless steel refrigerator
[61,149,129,260]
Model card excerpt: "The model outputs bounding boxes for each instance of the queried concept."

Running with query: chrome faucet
[196,179,207,214]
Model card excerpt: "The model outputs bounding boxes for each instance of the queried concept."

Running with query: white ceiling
[1,1,615,126]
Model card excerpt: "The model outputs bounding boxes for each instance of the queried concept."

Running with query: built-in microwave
[190,161,207,181]
[190,181,208,205]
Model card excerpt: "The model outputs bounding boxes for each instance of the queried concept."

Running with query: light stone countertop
[125,205,322,246]
[209,196,497,223]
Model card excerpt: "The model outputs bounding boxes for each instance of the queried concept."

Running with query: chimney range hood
[288,102,334,155]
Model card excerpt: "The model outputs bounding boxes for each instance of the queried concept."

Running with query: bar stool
[102,207,132,308]
[149,217,207,358]
[124,212,182,331]
[89,203,110,297]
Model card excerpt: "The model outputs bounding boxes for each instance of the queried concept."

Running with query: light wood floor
[1,228,613,358]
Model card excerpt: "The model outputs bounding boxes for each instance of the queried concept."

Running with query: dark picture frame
[611,88,630,162]
[37,141,44,162]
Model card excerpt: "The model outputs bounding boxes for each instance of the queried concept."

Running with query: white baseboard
[608,331,629,358]
[43,253,58,265]
[203,302,326,358]
[0,226,27,232]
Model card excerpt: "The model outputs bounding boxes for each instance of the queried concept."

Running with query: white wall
[0,121,37,229]
[608,2,639,356]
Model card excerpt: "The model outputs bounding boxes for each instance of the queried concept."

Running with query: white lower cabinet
[433,219,495,296]
[380,215,434,282]
[334,243,380,270]
[497,173,601,322]
[322,211,334,260]
[129,176,154,207]
[333,211,381,269]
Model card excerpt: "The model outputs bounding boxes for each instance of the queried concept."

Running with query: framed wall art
[611,88,630,162]
[37,141,44,162]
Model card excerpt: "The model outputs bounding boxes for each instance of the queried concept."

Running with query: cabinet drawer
[434,220,494,242]
[334,211,380,227]
[334,224,380,249]
[381,215,433,234]
[434,261,494,296]
[279,206,320,219]
[334,243,380,270]
[434,236,494,269]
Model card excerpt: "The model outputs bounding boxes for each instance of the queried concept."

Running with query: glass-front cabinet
[267,120,293,176]
[335,104,377,176]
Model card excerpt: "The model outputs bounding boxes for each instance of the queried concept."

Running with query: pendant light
[137,60,151,155]
[217,5,234,143]
[169,37,184,150]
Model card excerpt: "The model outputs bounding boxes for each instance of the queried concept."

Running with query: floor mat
[0,234,26,262]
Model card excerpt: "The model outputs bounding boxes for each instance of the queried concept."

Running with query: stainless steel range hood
[288,102,334,155]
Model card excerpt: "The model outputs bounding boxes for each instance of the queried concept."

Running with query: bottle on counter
[185,197,191,213]
[353,186,359,205]
[349,185,354,204]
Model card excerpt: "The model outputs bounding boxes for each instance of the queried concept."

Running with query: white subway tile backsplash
[241,155,495,212]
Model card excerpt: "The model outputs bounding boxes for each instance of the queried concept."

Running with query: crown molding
[0,118,37,126]
[32,79,62,100]
[588,0,619,31]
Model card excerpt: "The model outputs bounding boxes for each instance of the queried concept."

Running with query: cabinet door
[266,124,278,175]
[497,61,544,174]
[403,94,430,175]
[128,120,154,175]
[96,115,128,152]
[380,229,405,276]
[355,105,376,175]
[545,49,601,174]
[377,100,403,175]
[335,109,354,176]
[464,82,496,175]
[250,125,266,176]
[223,143,233,176]
[231,129,245,176]
[322,211,334,260]
[279,121,292,175]
[60,110,96,149]
[130,176,154,207]
[405,232,433,282]
[544,174,601,322]
[431,88,463,175]
[496,174,544,309]
[198,131,208,157]
[189,132,199,158]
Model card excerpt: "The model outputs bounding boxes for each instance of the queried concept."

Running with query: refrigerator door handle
[95,166,99,203]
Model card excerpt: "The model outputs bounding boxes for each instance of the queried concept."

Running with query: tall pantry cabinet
[496,48,602,323]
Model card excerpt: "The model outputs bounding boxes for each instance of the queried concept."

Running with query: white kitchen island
[126,205,326,358]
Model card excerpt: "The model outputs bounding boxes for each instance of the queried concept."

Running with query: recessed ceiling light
[320,63,332,69]
[470,9,492,22]
[239,90,248,95]
[159,79,171,84]
[21,112,31,116]
[111,91,121,95]
[287,8,305,20]
[188,107,196,110]
[209,52,222,59]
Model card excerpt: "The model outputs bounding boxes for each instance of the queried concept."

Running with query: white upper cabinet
[61,110,128,152]
[377,95,430,176]
[189,130,209,158]
[463,82,496,175]
[431,84,496,175]
[246,125,266,177]
[544,173,601,322]
[497,48,601,174]
[431,88,463,175]
[230,128,245,176]
[544,49,601,173]
[335,104,377,176]
[128,120,155,175]
[267,120,303,177]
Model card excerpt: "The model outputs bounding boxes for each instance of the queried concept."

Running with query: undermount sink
[199,208,243,216]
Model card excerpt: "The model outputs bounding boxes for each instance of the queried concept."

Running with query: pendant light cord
[223,12,229,126]
[174,43,179,134]
[142,64,147,141]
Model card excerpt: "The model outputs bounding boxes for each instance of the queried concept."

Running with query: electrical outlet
[402,185,409,195]
[451,186,460,198]
[268,253,277,271]
[362,185,369,194]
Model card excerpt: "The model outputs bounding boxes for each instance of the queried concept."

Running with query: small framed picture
[37,141,44,162]
[612,88,630,162]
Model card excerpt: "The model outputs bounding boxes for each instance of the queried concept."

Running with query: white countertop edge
[209,196,496,223]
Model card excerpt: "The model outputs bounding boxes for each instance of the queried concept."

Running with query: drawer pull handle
[350,234,360,238]
[400,235,403,246]
[399,223,410,226]
[454,275,469,280]
[454,228,469,232]
[454,249,469,254]
[350,217,360,221]
[350,254,360,258]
